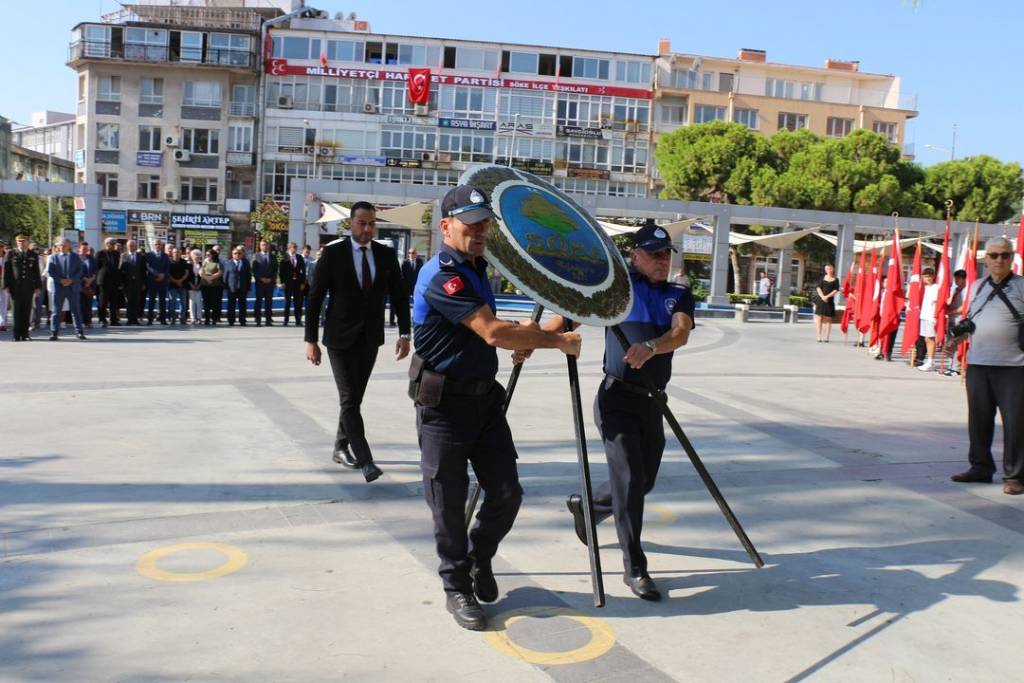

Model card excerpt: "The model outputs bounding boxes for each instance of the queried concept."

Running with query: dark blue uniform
[593,272,695,575]
[412,245,522,594]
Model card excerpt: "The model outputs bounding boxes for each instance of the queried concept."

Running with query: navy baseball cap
[631,224,677,252]
[441,185,495,225]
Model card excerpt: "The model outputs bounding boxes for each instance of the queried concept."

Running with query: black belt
[444,376,496,396]
[603,375,657,397]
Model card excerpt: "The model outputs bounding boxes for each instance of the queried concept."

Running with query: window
[765,79,794,99]
[661,103,687,125]
[137,174,160,199]
[873,121,898,143]
[609,140,649,173]
[718,73,734,93]
[507,51,538,74]
[498,91,555,127]
[557,94,613,128]
[82,25,111,57]
[827,117,854,138]
[611,100,650,131]
[179,31,203,62]
[230,84,255,116]
[182,128,220,154]
[97,76,121,102]
[124,27,167,61]
[228,125,252,152]
[495,136,555,161]
[96,123,120,150]
[694,105,726,123]
[440,85,496,120]
[180,177,218,202]
[673,70,713,90]
[733,108,759,130]
[97,172,118,197]
[184,81,223,107]
[381,125,438,160]
[209,33,251,66]
[141,78,163,104]
[572,56,609,80]
[455,47,499,71]
[438,130,494,162]
[613,60,651,85]
[396,43,431,66]
[326,39,364,62]
[282,36,311,59]
[799,82,823,101]
[138,125,162,151]
[78,75,86,101]
[321,79,376,113]
[266,76,323,110]
[778,112,808,131]
[263,161,311,200]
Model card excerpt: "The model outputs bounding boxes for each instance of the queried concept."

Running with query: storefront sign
[496,121,553,136]
[137,152,162,167]
[102,209,127,234]
[493,158,555,176]
[170,213,232,230]
[438,118,496,131]
[265,60,653,99]
[681,234,714,256]
[182,229,226,247]
[568,167,611,180]
[557,125,603,140]
[338,154,387,166]
[128,210,169,226]
[74,210,86,230]
[385,158,422,169]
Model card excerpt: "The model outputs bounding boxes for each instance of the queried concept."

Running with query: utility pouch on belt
[408,354,445,407]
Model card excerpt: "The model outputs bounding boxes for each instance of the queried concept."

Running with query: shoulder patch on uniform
[665,298,677,315]
[442,276,465,295]
[438,252,454,267]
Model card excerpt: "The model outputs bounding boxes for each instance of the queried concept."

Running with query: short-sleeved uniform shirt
[604,272,696,390]
[413,244,498,382]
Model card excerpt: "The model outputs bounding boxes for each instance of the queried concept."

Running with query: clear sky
[2,0,1020,166]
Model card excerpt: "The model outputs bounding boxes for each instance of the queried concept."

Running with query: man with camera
[947,236,1024,495]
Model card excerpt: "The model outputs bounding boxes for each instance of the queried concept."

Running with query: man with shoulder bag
[947,237,1024,495]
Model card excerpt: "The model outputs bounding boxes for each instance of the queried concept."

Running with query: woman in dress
[815,263,840,342]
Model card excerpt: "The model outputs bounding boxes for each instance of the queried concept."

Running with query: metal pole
[564,316,605,607]
[506,113,520,167]
[610,325,765,568]
[46,126,53,246]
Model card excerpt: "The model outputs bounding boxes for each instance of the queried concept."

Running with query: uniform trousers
[12,288,34,338]
[327,341,380,465]
[417,384,522,594]
[593,381,666,575]
[966,364,1024,482]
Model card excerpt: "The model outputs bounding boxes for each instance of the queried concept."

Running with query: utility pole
[950,123,957,161]
[45,125,53,246]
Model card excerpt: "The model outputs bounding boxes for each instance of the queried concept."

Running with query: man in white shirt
[757,272,771,306]
[918,267,939,371]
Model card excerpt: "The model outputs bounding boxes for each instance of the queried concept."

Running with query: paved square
[1,318,1021,682]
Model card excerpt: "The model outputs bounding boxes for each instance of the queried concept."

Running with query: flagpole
[961,220,980,385]
[909,238,921,368]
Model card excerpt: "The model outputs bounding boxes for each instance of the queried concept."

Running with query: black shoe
[332,445,358,468]
[266,321,274,327]
[361,462,383,483]
[77,333,86,340]
[146,319,153,326]
[256,322,262,327]
[49,334,58,341]
[951,469,993,484]
[623,572,661,601]
[471,563,498,603]
[111,321,121,326]
[566,494,588,546]
[445,592,486,631]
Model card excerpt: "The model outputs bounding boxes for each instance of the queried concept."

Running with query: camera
[950,318,975,338]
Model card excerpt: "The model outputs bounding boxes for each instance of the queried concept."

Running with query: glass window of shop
[381,126,437,160]
[439,86,496,120]
[556,138,608,166]
[557,94,614,128]
[498,91,554,126]
[495,137,554,161]
[438,131,494,162]
[263,161,311,201]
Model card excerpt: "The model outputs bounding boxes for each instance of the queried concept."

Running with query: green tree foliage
[0,194,50,244]
[923,155,1024,223]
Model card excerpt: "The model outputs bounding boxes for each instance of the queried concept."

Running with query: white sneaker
[918,360,933,372]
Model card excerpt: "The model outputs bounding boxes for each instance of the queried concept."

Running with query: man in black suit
[118,240,147,325]
[305,201,411,482]
[390,247,424,327]
[252,239,277,326]
[279,242,306,326]
[96,238,121,326]
[224,245,252,326]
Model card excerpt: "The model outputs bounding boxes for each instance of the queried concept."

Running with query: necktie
[360,246,371,293]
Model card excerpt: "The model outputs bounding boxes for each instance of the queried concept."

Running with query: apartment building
[653,43,917,160]
[11,111,77,162]
[66,2,279,247]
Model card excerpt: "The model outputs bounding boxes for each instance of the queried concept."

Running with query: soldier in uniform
[526,224,695,601]
[2,234,43,341]
[410,185,582,630]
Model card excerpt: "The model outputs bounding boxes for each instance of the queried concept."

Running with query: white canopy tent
[377,201,432,229]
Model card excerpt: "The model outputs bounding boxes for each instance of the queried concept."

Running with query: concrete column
[835,224,855,283]
[773,225,794,307]
[708,210,731,305]
[303,195,321,248]
[430,198,443,257]
[83,184,102,248]
[288,183,305,246]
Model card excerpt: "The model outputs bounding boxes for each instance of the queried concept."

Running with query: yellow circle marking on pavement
[136,542,248,582]
[484,606,615,665]
[646,503,679,525]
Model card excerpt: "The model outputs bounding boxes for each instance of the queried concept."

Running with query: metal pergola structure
[289,179,1006,305]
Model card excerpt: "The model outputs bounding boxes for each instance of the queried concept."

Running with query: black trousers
[80,292,94,325]
[593,382,666,575]
[417,384,522,593]
[98,284,119,323]
[966,364,1024,482]
[212,286,224,322]
[283,283,302,323]
[201,286,218,323]
[226,290,247,325]
[12,288,34,339]
[125,284,143,324]
[327,342,380,465]
[253,282,274,323]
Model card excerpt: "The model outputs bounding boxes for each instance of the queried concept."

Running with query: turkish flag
[839,263,854,334]
[957,228,980,368]
[867,244,886,347]
[1014,210,1024,276]
[850,246,868,333]
[877,231,906,350]
[934,219,952,344]
[900,241,924,355]
[408,68,431,105]
[856,246,878,334]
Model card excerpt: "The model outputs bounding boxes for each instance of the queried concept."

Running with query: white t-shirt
[758,277,771,296]
[920,283,939,322]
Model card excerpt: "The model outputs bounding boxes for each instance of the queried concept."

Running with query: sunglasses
[986,252,1013,260]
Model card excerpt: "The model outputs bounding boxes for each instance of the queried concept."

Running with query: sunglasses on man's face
[986,251,1013,260]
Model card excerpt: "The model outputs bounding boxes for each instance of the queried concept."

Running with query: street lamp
[303,118,318,179]
[924,123,957,161]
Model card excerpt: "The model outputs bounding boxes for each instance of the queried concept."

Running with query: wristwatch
[399,334,411,340]
[643,340,657,353]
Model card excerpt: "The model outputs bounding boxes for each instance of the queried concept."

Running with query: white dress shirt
[351,238,376,288]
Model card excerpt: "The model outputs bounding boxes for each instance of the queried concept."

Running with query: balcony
[229,101,255,117]
[68,40,256,70]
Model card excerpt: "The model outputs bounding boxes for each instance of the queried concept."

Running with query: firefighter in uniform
[2,234,43,342]
[526,223,695,601]
[410,185,581,630]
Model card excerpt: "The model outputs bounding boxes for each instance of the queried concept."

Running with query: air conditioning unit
[421,152,436,161]
[317,146,334,157]
[414,104,430,116]
[277,96,293,109]
[174,149,191,162]
[164,189,178,201]
[363,103,379,114]
[164,135,179,147]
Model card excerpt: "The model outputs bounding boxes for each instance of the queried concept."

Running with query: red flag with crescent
[408,68,431,105]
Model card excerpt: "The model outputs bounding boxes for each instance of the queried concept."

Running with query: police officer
[411,185,581,630]
[2,234,43,341]
[527,223,695,601]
